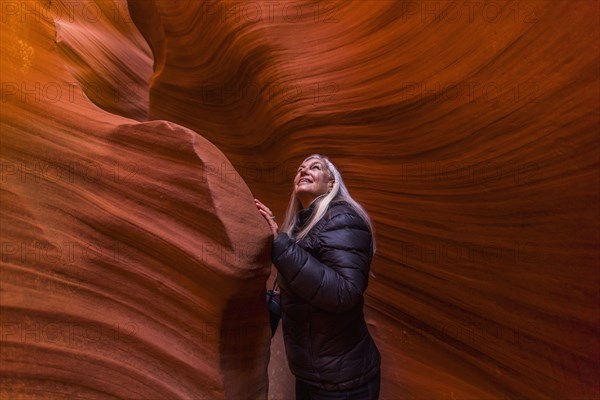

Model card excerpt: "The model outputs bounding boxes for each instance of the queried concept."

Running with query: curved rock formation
[1,0,599,399]
[129,0,600,398]
[1,1,271,398]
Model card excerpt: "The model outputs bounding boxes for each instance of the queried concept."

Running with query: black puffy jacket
[271,198,381,391]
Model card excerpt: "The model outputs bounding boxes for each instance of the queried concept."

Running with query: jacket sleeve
[271,209,373,312]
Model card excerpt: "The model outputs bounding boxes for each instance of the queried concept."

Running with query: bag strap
[271,274,279,291]
[267,274,279,303]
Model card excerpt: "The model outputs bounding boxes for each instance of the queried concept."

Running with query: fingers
[255,200,268,217]
[258,208,271,220]
[259,210,279,237]
[255,199,278,238]
[254,198,274,217]
[258,208,277,227]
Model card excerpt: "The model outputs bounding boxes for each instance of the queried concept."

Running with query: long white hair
[279,154,376,254]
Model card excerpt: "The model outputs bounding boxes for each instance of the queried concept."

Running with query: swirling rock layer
[131,0,599,399]
[1,1,271,399]
[1,0,599,399]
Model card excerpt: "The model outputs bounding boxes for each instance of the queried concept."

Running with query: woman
[255,154,381,400]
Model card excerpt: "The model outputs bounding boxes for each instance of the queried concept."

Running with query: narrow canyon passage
[1,1,598,399]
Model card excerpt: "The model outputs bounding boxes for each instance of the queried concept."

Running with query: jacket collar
[297,197,347,227]
[298,202,317,227]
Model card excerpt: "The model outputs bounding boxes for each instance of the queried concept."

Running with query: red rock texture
[1,0,599,399]
[1,1,272,398]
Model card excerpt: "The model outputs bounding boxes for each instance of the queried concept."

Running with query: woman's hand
[254,198,279,239]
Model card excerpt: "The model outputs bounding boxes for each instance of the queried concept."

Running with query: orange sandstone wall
[1,0,599,399]
[1,1,272,399]
[130,1,599,399]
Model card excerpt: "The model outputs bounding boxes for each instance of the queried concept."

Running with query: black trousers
[295,371,380,400]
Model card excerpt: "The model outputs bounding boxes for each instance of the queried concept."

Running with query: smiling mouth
[297,178,312,185]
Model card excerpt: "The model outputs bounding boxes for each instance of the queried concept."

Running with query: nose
[298,166,309,176]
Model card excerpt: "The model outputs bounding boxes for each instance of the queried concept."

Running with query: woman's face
[294,158,332,207]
